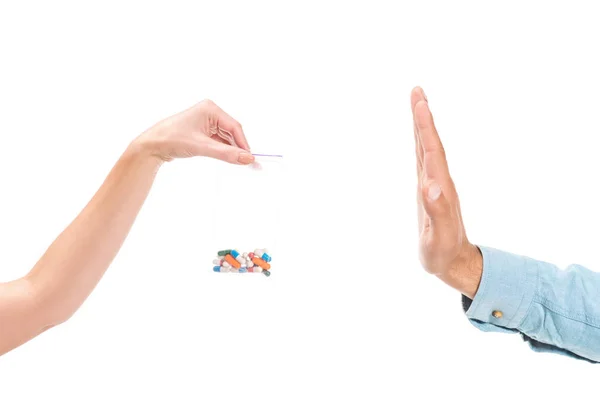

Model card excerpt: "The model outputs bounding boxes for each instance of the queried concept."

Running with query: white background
[0,0,598,398]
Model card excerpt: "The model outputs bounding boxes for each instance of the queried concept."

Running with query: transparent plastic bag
[211,154,283,273]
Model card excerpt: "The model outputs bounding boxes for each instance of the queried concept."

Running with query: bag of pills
[211,153,284,274]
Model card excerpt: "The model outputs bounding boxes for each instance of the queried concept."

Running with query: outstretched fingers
[414,100,451,188]
[413,96,459,237]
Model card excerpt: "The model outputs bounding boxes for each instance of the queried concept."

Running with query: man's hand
[411,87,482,299]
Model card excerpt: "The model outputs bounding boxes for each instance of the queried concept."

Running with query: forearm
[1,138,161,354]
[28,138,161,321]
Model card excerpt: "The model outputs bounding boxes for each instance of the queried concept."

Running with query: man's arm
[460,246,600,363]
[411,87,600,363]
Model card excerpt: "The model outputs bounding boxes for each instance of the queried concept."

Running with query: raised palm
[411,87,481,298]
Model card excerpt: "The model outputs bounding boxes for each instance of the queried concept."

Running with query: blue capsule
[261,253,272,263]
[239,267,247,273]
[213,266,220,272]
[231,250,240,258]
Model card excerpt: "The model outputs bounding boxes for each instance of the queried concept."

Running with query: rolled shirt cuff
[463,246,539,332]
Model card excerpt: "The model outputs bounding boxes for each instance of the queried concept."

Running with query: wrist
[126,134,166,170]
[441,243,483,299]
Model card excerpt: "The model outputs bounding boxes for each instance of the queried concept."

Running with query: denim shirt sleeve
[462,246,600,363]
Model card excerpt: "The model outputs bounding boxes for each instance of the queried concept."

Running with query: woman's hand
[0,99,256,356]
[411,87,482,298]
[137,99,255,165]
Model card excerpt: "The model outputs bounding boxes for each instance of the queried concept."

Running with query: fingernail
[238,152,255,165]
[428,182,441,201]
[421,88,428,102]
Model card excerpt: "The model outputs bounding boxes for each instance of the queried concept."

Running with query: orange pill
[252,257,265,267]
[252,257,270,270]
[225,254,241,269]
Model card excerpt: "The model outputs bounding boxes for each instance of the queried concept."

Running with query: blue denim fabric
[462,246,600,363]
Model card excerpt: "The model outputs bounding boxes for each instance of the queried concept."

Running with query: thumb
[421,180,452,225]
[203,141,255,165]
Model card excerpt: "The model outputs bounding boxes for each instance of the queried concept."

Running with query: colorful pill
[212,259,221,266]
[218,249,232,257]
[252,257,270,270]
[247,267,254,273]
[236,255,245,263]
[262,269,271,277]
[248,252,255,259]
[254,249,264,258]
[218,255,225,260]
[261,253,272,263]
[247,260,254,268]
[242,252,248,258]
[254,267,262,273]
[239,267,247,273]
[223,261,231,268]
[213,266,220,272]
[251,257,265,266]
[225,254,241,269]
[231,250,240,258]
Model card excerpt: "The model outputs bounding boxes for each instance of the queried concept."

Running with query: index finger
[213,105,251,151]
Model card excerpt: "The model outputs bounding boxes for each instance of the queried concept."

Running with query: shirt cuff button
[492,310,503,319]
